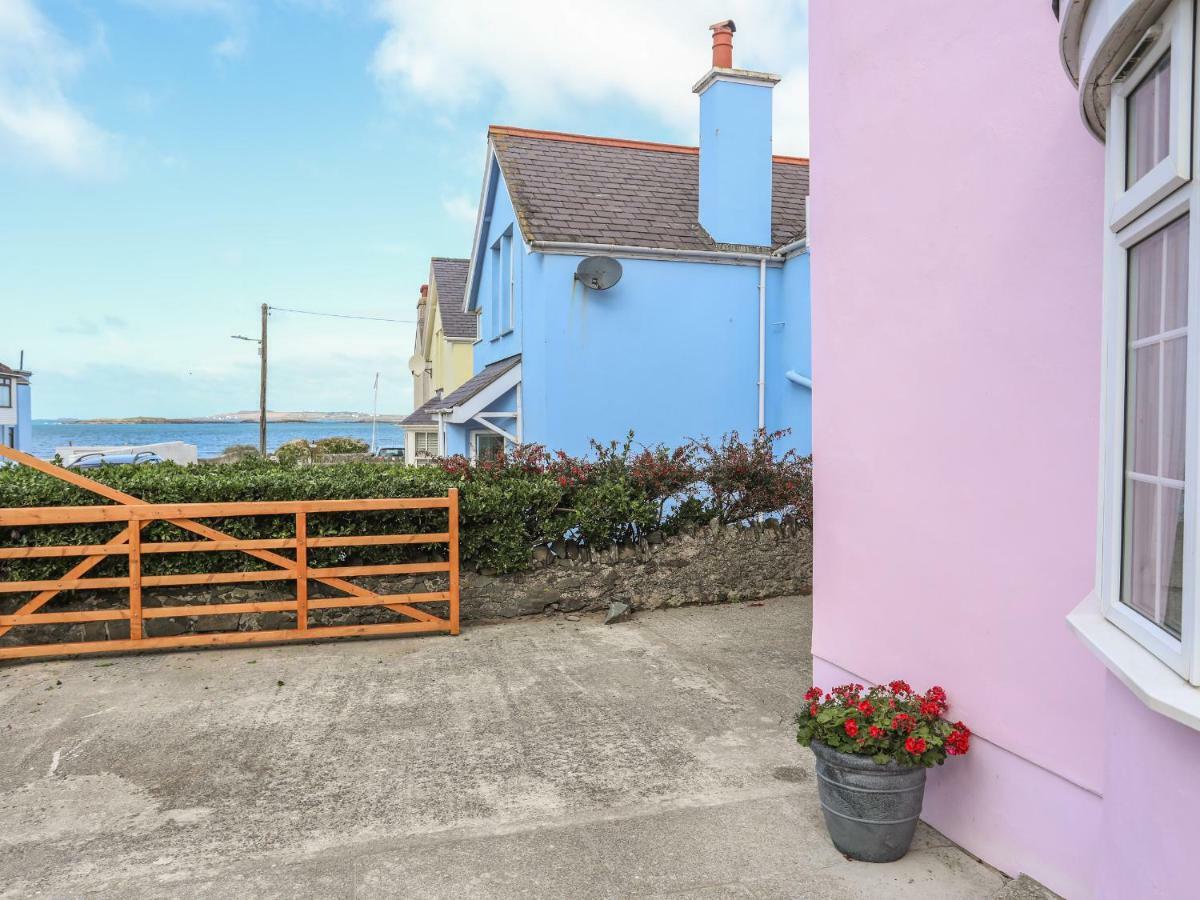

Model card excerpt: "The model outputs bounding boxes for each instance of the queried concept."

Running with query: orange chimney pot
[709,19,735,69]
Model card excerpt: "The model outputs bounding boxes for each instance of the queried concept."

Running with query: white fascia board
[464,144,499,315]
[447,364,522,424]
[1068,590,1200,732]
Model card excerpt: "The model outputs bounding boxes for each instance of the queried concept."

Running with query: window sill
[1068,591,1200,732]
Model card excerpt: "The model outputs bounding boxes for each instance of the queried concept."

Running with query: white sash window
[1100,0,1200,680]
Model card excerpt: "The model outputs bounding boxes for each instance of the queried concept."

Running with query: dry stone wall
[1,520,812,650]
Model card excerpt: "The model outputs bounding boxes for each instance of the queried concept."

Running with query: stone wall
[1,520,811,649]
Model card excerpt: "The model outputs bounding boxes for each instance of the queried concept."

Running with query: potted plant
[795,681,971,863]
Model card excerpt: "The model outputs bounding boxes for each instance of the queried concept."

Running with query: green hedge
[0,431,811,583]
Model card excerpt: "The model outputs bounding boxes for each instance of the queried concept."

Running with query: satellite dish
[575,256,622,291]
[408,354,426,377]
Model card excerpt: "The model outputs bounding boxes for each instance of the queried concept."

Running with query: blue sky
[1,1,808,418]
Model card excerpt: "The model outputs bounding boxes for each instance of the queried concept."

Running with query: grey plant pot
[810,741,927,863]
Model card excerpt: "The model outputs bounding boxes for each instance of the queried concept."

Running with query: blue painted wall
[456,161,811,459]
[15,382,32,453]
[698,77,775,246]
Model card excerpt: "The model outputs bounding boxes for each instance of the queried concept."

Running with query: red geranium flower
[858,701,875,717]
[888,680,913,695]
[868,725,885,739]
[844,718,859,737]
[891,713,915,733]
[804,687,822,702]
[809,703,819,717]
[919,700,941,717]
[904,736,927,755]
[946,722,971,756]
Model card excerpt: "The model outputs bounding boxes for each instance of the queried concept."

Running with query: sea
[28,420,409,460]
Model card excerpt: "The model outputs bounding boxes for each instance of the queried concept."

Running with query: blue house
[0,361,32,454]
[431,22,810,461]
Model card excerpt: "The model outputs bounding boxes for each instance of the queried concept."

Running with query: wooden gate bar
[0,445,462,660]
[295,511,308,632]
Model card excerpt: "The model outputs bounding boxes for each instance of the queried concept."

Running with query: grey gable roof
[489,126,809,252]
[430,257,475,339]
[436,354,521,412]
[399,395,443,428]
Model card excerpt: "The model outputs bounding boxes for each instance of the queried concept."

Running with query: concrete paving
[0,598,1010,898]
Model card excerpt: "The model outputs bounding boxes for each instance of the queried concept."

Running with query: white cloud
[441,193,477,225]
[0,0,116,174]
[371,0,809,154]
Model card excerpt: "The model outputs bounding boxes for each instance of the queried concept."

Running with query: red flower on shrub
[891,713,914,733]
[868,725,885,739]
[858,700,875,717]
[844,718,859,737]
[904,736,927,755]
[804,687,822,702]
[809,703,819,717]
[888,680,912,696]
[946,723,971,756]
[919,700,942,717]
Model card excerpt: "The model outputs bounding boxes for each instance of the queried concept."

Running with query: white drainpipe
[758,257,766,431]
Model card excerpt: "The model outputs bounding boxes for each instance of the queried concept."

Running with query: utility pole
[370,372,380,454]
[231,303,269,456]
[259,303,269,456]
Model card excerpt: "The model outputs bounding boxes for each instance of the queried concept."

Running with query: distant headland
[60,411,411,425]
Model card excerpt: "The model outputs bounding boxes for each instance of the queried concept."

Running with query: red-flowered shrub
[795,681,971,767]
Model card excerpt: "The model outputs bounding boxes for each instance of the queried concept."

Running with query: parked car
[67,451,163,469]
[374,446,405,461]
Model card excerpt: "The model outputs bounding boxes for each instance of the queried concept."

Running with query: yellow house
[401,257,476,462]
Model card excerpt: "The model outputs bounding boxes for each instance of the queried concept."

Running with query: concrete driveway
[0,598,1012,898]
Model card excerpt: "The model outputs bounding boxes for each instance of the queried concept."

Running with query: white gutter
[758,258,766,430]
[527,240,779,266]
[772,237,808,258]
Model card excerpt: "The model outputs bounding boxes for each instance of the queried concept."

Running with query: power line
[268,305,417,325]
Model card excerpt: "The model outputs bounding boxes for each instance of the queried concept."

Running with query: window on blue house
[500,227,514,334]
[489,239,501,339]
[0,378,10,408]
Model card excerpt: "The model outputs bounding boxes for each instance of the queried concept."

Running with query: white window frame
[1098,0,1200,683]
[469,429,506,464]
[0,378,11,408]
[500,227,515,336]
[1107,0,1194,231]
[489,239,502,340]
[412,430,439,462]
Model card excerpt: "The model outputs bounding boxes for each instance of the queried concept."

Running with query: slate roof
[0,363,30,381]
[430,257,475,339]
[399,395,443,428]
[435,354,521,412]
[488,126,809,251]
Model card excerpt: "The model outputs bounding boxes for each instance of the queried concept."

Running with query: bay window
[1099,0,1200,681]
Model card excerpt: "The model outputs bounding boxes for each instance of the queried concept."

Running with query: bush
[313,436,369,455]
[220,444,261,461]
[0,431,811,582]
[274,439,313,467]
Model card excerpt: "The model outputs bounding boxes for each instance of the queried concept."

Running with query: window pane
[1123,479,1158,620]
[1126,344,1159,473]
[1121,217,1190,639]
[1162,486,1185,639]
[1126,52,1171,189]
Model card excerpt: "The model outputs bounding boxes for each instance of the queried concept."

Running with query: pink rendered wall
[1097,674,1200,899]
[810,2,1106,894]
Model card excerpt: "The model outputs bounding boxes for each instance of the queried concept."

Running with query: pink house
[811,2,1200,897]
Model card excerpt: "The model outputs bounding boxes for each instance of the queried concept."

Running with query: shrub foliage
[0,430,811,582]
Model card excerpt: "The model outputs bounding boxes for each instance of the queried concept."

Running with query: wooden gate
[0,445,459,661]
